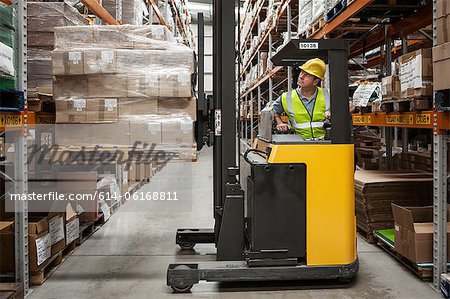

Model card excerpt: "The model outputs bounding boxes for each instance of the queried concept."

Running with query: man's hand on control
[276,123,290,132]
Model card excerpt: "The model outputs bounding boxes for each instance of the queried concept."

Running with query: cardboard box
[91,121,131,146]
[93,27,135,49]
[59,173,98,223]
[119,98,158,116]
[128,161,137,182]
[120,169,129,197]
[0,221,14,273]
[28,32,55,48]
[158,98,197,121]
[129,120,162,145]
[135,163,145,181]
[84,50,118,74]
[437,0,450,45]
[398,48,433,98]
[53,76,88,98]
[55,124,93,146]
[126,74,160,98]
[54,26,95,49]
[159,73,192,98]
[144,162,152,179]
[48,213,66,256]
[391,203,450,264]
[116,49,158,71]
[88,75,128,98]
[65,215,79,245]
[433,42,450,91]
[55,98,119,124]
[161,119,194,145]
[381,75,401,99]
[28,217,51,272]
[52,51,84,75]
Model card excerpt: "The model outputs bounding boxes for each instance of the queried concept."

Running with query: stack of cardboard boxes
[398,48,433,99]
[433,0,450,91]
[0,205,79,283]
[52,25,196,155]
[27,2,88,98]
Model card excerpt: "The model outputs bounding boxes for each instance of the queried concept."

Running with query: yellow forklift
[166,0,358,292]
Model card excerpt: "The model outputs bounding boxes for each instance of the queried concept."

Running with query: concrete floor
[29,147,442,299]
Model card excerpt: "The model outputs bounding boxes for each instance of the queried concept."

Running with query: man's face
[298,70,318,88]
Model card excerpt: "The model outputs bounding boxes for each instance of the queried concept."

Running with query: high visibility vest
[281,87,330,140]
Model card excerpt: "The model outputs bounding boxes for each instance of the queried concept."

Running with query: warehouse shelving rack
[146,0,196,48]
[0,0,31,295]
[238,0,449,291]
[239,0,429,142]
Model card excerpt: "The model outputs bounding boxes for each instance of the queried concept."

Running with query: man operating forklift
[273,58,330,140]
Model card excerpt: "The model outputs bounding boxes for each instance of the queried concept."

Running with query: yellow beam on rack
[0,0,12,5]
[80,0,121,25]
[312,0,375,38]
[0,112,36,132]
[352,111,450,132]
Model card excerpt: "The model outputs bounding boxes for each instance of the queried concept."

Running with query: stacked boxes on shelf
[103,0,148,25]
[398,48,433,99]
[52,25,196,158]
[312,0,325,23]
[0,203,80,284]
[298,0,313,35]
[0,2,16,90]
[433,0,450,91]
[27,2,89,97]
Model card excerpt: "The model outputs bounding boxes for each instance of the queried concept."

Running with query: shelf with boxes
[240,0,294,77]
[145,0,196,48]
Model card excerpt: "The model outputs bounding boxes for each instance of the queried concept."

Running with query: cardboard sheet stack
[355,170,433,234]
[52,25,196,159]
[28,2,88,97]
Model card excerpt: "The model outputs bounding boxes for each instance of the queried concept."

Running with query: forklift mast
[211,0,244,260]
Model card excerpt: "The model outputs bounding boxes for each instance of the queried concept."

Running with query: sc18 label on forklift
[215,109,221,136]
[299,42,318,50]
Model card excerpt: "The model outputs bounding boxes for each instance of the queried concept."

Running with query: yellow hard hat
[299,58,326,80]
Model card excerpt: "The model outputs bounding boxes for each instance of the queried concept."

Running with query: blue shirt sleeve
[273,96,284,114]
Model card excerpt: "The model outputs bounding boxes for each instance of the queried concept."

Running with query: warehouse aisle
[29,147,441,299]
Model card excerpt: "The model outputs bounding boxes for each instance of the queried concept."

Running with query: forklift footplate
[167,258,359,293]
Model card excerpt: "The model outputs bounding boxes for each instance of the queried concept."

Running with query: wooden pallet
[356,226,377,244]
[374,235,433,280]
[0,283,24,299]
[30,241,76,285]
[381,98,432,112]
[306,15,325,38]
[76,221,99,246]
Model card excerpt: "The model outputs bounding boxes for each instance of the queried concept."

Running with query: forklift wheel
[171,284,193,293]
[179,242,196,250]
